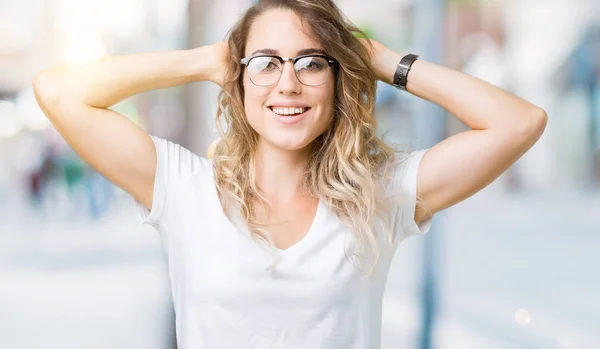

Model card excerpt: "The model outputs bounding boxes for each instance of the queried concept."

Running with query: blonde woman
[33,0,547,347]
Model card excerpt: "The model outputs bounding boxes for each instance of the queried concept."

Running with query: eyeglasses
[240,54,337,87]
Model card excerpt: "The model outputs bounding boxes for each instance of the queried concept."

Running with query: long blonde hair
[212,0,400,274]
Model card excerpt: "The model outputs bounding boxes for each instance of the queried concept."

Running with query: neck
[253,138,313,203]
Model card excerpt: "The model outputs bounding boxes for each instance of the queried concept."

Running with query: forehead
[245,8,323,57]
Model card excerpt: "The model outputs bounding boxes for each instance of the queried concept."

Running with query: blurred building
[1,1,599,349]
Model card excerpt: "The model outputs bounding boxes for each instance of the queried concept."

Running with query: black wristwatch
[392,54,419,91]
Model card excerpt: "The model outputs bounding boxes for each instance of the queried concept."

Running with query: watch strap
[393,54,419,91]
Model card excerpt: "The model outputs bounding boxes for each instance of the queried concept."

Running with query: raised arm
[364,39,547,223]
[33,42,227,210]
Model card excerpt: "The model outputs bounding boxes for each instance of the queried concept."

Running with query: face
[243,8,335,152]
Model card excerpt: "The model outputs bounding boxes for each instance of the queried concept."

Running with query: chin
[265,136,314,151]
[248,114,332,152]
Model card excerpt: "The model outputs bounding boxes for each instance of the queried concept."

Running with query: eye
[252,57,280,73]
[297,57,326,72]
[264,61,279,71]
[306,62,323,70]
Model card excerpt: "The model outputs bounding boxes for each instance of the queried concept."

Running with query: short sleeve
[133,135,208,227]
[391,149,433,243]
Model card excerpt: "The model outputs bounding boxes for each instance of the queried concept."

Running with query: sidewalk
[1,188,598,349]
[0,195,173,349]
[433,188,600,349]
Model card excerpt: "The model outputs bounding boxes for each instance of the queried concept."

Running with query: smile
[268,107,311,125]
[269,106,310,116]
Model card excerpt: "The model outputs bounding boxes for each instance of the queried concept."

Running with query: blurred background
[1,0,599,348]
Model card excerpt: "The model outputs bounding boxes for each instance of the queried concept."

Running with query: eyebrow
[249,48,328,56]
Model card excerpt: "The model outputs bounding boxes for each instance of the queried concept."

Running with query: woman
[33,0,547,348]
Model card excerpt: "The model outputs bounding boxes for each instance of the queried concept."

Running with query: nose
[276,60,302,94]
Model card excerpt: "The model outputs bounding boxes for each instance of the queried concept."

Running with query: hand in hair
[204,41,229,87]
[358,38,406,85]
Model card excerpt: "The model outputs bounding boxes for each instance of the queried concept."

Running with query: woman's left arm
[364,39,548,223]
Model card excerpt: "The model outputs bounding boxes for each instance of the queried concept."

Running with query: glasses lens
[295,56,330,86]
[246,56,331,86]
[247,57,282,86]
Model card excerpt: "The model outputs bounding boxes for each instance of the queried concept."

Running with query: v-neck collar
[272,198,324,257]
[206,167,325,260]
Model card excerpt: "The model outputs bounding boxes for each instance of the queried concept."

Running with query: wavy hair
[212,0,400,275]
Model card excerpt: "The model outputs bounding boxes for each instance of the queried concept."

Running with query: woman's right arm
[32,43,226,210]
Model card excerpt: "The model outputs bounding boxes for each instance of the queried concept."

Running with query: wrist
[371,44,404,85]
[187,46,214,82]
[377,53,401,85]
[392,54,419,91]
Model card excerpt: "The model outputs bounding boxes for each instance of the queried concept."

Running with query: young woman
[33,0,547,348]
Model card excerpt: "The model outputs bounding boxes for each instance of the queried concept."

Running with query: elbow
[528,107,548,139]
[33,70,76,117]
[531,107,548,127]
[514,107,547,145]
[32,72,60,112]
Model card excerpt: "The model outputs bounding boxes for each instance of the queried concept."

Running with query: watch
[392,54,419,91]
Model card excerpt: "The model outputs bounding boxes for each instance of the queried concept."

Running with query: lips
[268,106,310,125]
[267,103,311,109]
[267,102,312,114]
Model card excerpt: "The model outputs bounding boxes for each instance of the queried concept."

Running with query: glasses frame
[240,54,338,87]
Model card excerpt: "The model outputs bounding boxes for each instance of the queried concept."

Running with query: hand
[204,41,229,87]
[359,38,404,85]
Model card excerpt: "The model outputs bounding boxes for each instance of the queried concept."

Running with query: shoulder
[383,149,427,194]
[149,135,213,185]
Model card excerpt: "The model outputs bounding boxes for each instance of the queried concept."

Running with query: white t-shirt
[134,135,432,349]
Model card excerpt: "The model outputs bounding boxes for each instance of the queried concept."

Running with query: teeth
[271,107,307,115]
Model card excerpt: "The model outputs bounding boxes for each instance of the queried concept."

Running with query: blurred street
[1,0,599,348]
[2,186,598,349]
[0,192,173,349]
[387,185,600,349]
